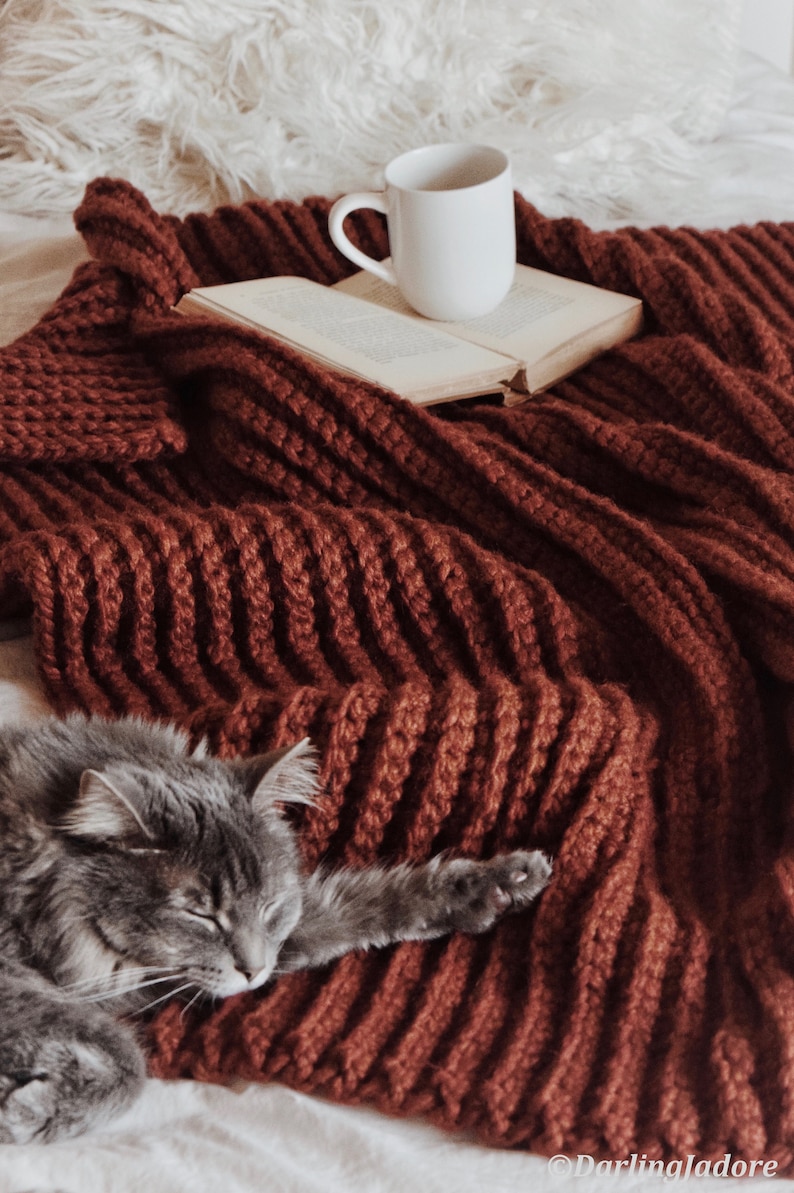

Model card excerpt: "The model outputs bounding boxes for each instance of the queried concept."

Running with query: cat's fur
[0,714,551,1143]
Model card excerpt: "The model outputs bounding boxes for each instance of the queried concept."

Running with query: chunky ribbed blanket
[1,178,794,1167]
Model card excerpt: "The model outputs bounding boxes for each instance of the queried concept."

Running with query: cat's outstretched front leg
[279,850,551,972]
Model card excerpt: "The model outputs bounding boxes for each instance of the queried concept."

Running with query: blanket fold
[1,176,793,1166]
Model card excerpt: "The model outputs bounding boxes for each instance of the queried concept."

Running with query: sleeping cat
[0,714,551,1143]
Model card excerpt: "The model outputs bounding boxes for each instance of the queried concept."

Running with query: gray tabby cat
[0,714,551,1143]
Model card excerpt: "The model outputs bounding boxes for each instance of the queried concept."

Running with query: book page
[335,265,642,368]
[179,277,516,400]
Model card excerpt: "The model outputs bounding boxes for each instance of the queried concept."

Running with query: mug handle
[328,192,398,286]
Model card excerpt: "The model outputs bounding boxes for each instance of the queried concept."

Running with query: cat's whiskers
[59,965,179,996]
[59,964,177,991]
[75,974,188,1004]
[62,966,186,1005]
[134,980,198,1016]
[180,987,206,1021]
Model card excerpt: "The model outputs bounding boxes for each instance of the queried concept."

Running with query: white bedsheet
[0,1076,548,1193]
[1,50,793,1193]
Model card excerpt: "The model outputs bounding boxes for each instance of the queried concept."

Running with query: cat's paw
[0,1018,145,1143]
[434,849,551,935]
[0,1068,57,1144]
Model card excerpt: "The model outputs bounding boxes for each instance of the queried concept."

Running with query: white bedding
[1,43,793,1193]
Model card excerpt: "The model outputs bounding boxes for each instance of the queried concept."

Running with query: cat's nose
[235,960,272,990]
[213,930,277,996]
[232,929,277,988]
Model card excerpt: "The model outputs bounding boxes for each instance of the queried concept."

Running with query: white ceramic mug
[328,143,516,322]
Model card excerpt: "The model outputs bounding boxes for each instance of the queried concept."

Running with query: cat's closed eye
[183,908,222,931]
[260,898,298,936]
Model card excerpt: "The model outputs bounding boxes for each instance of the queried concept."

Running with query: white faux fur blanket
[0,0,756,228]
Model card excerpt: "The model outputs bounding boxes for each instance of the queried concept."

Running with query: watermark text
[547,1153,778,1182]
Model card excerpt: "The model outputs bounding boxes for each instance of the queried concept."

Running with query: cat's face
[57,741,316,1002]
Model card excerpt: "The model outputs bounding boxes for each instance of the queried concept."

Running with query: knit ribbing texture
[1,178,794,1166]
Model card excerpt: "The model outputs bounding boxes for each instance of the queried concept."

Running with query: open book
[173,264,643,406]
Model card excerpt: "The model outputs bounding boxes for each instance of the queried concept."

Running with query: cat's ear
[233,739,319,814]
[60,769,156,847]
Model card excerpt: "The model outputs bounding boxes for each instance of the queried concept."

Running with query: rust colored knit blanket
[1,178,794,1166]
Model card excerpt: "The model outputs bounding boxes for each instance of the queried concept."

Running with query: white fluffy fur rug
[0,0,767,229]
